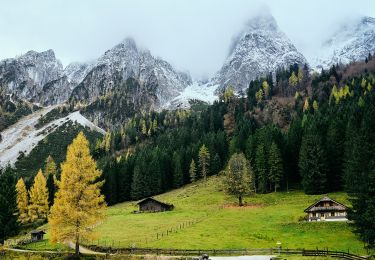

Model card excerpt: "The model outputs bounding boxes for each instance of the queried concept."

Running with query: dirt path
[66,241,107,255]
[4,247,62,254]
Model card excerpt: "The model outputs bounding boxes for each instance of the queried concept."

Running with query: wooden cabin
[31,230,46,241]
[137,197,174,213]
[304,196,348,222]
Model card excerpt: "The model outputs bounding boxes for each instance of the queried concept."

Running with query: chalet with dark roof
[137,197,174,213]
[31,230,46,241]
[304,196,348,222]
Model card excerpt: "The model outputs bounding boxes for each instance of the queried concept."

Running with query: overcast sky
[1,0,375,79]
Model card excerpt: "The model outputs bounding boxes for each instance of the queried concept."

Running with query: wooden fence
[83,246,371,259]
[302,249,371,260]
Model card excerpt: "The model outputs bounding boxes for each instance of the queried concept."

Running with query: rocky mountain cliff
[70,38,192,107]
[310,16,375,70]
[0,50,69,105]
[0,38,192,108]
[210,13,307,92]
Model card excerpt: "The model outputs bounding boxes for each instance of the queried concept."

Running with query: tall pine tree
[44,155,58,207]
[268,142,284,192]
[299,126,328,194]
[0,167,18,243]
[255,143,268,193]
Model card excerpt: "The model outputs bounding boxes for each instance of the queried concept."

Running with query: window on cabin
[331,212,334,216]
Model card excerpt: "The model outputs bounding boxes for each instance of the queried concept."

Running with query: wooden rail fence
[83,246,371,259]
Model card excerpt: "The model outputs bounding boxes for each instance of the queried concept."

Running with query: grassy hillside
[87,176,364,254]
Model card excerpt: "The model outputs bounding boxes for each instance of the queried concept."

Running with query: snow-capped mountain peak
[70,37,192,107]
[310,16,375,70]
[211,13,307,92]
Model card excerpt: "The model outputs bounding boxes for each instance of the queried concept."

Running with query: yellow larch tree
[303,98,310,112]
[289,72,298,86]
[49,132,106,257]
[28,169,49,222]
[262,81,270,99]
[15,178,29,224]
[223,86,235,103]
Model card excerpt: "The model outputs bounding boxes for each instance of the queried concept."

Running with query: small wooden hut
[31,230,46,241]
[137,197,174,213]
[304,196,348,221]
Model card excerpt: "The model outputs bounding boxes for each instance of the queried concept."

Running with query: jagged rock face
[311,16,375,70]
[63,61,95,88]
[211,13,307,92]
[0,50,68,105]
[71,38,192,107]
[39,76,72,104]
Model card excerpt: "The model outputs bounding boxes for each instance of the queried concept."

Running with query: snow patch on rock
[165,82,220,109]
[0,108,105,168]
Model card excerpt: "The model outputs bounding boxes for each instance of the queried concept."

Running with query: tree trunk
[75,233,80,257]
[275,185,277,193]
[238,196,243,206]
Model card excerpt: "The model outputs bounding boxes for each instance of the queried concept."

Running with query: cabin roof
[137,197,173,208]
[31,230,46,235]
[304,196,348,213]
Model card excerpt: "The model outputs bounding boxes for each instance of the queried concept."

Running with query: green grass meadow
[89,176,364,254]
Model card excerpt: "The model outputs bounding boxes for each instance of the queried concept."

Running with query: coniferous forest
[1,56,375,247]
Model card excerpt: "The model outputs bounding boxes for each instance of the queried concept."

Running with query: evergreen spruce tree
[344,106,375,246]
[15,178,29,224]
[172,152,183,188]
[0,167,18,243]
[268,142,284,192]
[49,132,106,257]
[223,153,254,206]
[255,144,268,193]
[44,155,57,207]
[131,165,145,200]
[198,144,210,181]
[210,153,221,175]
[299,128,328,194]
[286,118,303,189]
[326,119,344,191]
[28,169,49,222]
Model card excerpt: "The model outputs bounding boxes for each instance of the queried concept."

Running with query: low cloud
[0,0,374,79]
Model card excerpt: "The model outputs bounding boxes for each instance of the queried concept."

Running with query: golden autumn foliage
[15,178,29,224]
[223,86,235,103]
[255,89,264,103]
[49,132,106,255]
[262,81,270,99]
[289,71,298,87]
[303,98,309,112]
[28,169,49,222]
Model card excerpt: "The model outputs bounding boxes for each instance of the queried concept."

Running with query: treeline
[95,58,375,204]
[0,90,39,133]
[97,102,228,205]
